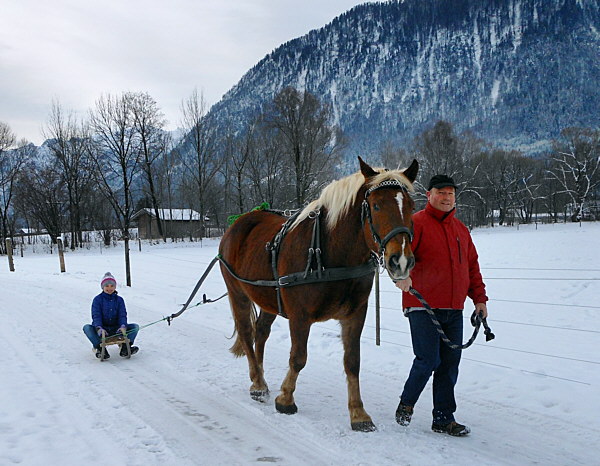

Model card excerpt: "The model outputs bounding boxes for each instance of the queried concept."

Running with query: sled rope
[101,257,226,335]
[409,287,495,350]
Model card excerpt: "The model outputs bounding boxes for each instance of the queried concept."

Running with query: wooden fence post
[57,238,66,273]
[6,238,15,272]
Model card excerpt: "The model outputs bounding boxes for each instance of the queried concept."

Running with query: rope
[100,256,228,335]
[408,287,495,350]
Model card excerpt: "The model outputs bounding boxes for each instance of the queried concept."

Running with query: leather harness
[219,180,413,318]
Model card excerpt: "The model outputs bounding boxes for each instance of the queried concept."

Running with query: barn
[132,208,203,239]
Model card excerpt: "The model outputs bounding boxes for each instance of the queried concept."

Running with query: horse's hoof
[351,421,377,432]
[250,389,269,402]
[275,401,298,415]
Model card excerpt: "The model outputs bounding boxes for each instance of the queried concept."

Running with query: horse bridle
[361,180,414,259]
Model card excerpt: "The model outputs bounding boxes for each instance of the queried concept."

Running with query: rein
[408,287,495,350]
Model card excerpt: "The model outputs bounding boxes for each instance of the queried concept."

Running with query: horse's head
[359,157,418,281]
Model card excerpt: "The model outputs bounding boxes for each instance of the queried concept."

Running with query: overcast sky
[1,0,365,145]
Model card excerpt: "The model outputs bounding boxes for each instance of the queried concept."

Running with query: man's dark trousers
[400,309,463,425]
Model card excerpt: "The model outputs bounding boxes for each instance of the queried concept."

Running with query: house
[132,208,204,239]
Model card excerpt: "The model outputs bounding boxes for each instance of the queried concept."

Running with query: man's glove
[97,327,107,338]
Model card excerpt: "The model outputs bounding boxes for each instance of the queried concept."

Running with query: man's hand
[475,302,488,319]
[395,277,412,292]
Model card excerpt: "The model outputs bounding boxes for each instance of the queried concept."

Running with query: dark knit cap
[428,174,457,191]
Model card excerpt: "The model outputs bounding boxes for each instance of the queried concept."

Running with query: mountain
[208,0,600,156]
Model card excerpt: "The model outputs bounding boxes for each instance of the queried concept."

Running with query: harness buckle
[278,275,291,286]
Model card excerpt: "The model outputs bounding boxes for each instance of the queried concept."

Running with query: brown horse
[218,157,418,431]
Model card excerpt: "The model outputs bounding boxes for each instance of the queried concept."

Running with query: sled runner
[99,329,131,361]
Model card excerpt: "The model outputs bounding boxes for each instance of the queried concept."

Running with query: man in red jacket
[394,174,488,436]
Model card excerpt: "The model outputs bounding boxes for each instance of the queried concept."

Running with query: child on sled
[83,272,139,359]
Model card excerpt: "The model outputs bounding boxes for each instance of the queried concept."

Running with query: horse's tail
[229,301,258,357]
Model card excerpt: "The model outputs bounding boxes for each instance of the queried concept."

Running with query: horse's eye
[373,203,380,211]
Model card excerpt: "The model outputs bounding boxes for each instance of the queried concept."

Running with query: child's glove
[96,327,107,338]
[119,325,127,336]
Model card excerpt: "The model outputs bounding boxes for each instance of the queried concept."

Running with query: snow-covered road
[2,223,599,465]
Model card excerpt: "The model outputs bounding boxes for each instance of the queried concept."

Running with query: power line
[482,267,600,272]
[372,294,600,310]
[369,303,600,333]
[362,322,599,364]
[460,357,591,386]
[491,298,600,310]
[484,277,600,280]
[476,318,600,334]
[315,321,598,367]
[365,313,600,335]
[348,329,592,386]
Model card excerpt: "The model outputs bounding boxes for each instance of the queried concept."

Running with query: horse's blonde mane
[291,167,414,230]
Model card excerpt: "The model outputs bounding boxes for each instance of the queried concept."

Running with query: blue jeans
[400,309,463,425]
[83,324,139,349]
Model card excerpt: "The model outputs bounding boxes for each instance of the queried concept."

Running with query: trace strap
[409,287,495,350]
[167,256,225,324]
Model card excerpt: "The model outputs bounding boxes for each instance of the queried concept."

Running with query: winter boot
[95,348,110,359]
[431,421,471,437]
[395,402,413,426]
[120,344,139,357]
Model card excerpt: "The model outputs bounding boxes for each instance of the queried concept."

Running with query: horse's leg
[340,310,377,432]
[226,285,269,401]
[275,318,311,415]
[251,310,277,402]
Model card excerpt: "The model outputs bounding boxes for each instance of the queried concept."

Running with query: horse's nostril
[388,253,414,272]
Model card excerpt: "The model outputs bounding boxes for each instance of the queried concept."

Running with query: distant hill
[207,0,600,156]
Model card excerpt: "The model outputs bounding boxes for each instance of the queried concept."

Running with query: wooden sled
[99,329,131,361]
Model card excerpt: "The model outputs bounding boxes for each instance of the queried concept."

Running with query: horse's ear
[358,156,378,179]
[403,159,419,183]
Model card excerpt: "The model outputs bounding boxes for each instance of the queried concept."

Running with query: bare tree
[378,139,412,170]
[224,122,256,214]
[546,127,600,222]
[131,92,169,241]
[88,93,141,286]
[43,101,93,249]
[412,121,484,196]
[154,134,183,240]
[180,88,223,236]
[15,158,67,244]
[246,118,286,208]
[263,87,344,208]
[1,124,29,254]
[0,121,16,153]
[512,156,544,224]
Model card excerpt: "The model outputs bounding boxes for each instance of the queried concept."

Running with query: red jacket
[402,203,488,309]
